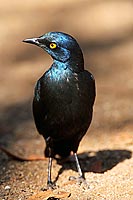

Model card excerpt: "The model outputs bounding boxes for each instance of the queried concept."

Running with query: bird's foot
[41,181,57,191]
[69,175,84,184]
[69,176,89,189]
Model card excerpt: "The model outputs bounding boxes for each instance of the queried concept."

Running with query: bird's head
[23,32,84,72]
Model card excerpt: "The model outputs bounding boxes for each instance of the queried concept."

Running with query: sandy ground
[0,0,133,199]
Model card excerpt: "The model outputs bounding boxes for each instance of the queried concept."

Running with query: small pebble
[5,185,11,190]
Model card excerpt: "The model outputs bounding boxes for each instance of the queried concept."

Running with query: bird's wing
[32,76,73,137]
[82,70,96,107]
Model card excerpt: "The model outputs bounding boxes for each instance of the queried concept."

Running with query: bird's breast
[43,67,81,99]
[46,65,71,83]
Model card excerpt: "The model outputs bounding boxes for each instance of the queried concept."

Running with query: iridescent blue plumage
[46,61,71,82]
[23,32,95,189]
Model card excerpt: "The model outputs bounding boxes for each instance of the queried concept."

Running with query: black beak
[23,37,40,45]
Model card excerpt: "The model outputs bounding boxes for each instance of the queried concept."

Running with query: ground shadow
[0,100,33,146]
[54,149,132,183]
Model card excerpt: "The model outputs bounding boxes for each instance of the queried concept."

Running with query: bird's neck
[53,52,84,73]
[47,61,70,82]
[69,49,84,72]
[52,60,68,71]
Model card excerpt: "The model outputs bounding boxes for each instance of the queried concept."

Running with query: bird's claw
[69,175,84,183]
[41,181,57,191]
[69,176,89,188]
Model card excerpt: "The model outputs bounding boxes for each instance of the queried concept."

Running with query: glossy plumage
[23,32,95,188]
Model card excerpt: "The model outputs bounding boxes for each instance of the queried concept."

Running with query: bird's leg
[47,156,57,190]
[42,137,56,189]
[69,152,86,185]
[74,152,84,179]
[47,157,53,186]
[41,157,56,191]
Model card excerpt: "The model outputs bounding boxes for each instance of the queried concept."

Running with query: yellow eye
[49,42,57,49]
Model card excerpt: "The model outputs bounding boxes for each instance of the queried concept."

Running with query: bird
[23,32,96,189]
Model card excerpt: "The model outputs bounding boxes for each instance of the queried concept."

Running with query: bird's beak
[23,37,40,46]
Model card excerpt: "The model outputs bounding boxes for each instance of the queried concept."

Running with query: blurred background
[0,1,133,199]
[0,0,133,152]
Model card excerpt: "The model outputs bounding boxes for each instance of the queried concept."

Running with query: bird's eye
[49,42,57,49]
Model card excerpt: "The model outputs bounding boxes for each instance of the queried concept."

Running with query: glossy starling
[23,32,96,189]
